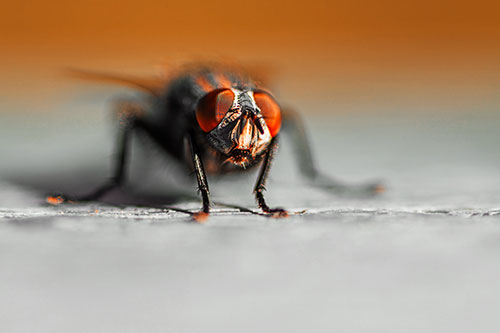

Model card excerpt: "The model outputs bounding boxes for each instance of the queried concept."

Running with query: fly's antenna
[64,68,166,96]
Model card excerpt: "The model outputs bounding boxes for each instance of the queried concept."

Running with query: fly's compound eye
[196,89,235,132]
[254,91,282,137]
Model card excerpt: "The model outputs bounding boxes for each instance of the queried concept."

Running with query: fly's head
[195,88,282,168]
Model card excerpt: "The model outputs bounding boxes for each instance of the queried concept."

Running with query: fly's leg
[47,102,142,204]
[82,115,134,200]
[254,136,289,218]
[187,132,211,222]
[281,108,384,195]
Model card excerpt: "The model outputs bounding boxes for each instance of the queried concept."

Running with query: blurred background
[2,2,500,332]
[1,0,499,112]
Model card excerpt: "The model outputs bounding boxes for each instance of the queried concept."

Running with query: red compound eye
[254,91,282,137]
[196,89,235,132]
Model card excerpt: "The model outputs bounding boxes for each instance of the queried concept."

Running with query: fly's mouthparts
[231,148,251,158]
[226,148,253,169]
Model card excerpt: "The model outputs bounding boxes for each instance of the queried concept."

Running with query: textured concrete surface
[1,103,500,332]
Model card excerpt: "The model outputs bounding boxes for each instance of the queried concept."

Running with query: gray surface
[1,99,500,332]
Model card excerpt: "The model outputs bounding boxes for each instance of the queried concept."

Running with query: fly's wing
[65,68,167,96]
[281,107,384,195]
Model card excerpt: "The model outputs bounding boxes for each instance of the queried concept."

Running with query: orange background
[1,0,499,113]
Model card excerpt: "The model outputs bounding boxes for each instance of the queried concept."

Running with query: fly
[49,64,382,221]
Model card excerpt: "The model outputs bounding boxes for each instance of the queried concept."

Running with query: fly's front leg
[281,108,384,195]
[254,136,289,218]
[187,132,211,222]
